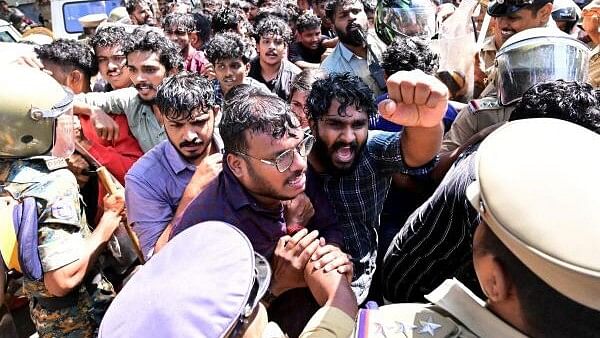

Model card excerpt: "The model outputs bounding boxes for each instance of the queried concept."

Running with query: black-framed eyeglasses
[235,135,315,173]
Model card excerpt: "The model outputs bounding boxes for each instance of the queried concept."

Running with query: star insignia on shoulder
[417,316,442,336]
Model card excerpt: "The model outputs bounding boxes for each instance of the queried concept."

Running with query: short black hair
[192,12,212,47]
[125,0,150,14]
[306,72,377,121]
[123,29,183,72]
[211,7,245,33]
[296,12,321,33]
[254,16,292,44]
[290,68,327,101]
[162,12,196,32]
[325,0,364,20]
[510,80,600,132]
[89,25,130,51]
[157,72,216,121]
[204,32,251,64]
[35,39,98,79]
[477,222,600,337]
[221,86,300,153]
[254,6,290,26]
[381,36,438,76]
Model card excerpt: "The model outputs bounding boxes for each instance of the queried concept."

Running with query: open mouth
[287,172,306,189]
[334,146,355,163]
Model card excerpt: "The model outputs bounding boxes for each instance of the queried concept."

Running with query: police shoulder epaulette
[468,97,500,113]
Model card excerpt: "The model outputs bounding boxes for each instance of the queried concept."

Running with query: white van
[51,0,122,39]
[0,18,22,42]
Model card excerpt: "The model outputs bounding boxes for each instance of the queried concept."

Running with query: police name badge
[45,157,68,171]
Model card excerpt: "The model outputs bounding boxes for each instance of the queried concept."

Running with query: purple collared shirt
[170,164,343,259]
[125,138,223,259]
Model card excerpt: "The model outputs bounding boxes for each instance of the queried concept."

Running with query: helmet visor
[497,37,590,105]
[375,0,436,43]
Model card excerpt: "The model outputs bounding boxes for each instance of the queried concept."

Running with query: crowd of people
[1,0,600,336]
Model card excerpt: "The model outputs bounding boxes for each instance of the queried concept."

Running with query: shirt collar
[338,42,357,62]
[425,279,528,338]
[165,141,196,175]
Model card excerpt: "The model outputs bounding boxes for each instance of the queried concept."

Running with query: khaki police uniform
[356,119,600,337]
[1,157,115,338]
[441,97,514,152]
[588,45,600,87]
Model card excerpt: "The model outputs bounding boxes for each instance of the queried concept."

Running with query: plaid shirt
[317,131,436,303]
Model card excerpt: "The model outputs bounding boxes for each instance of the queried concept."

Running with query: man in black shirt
[289,12,336,69]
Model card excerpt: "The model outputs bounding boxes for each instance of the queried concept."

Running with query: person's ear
[189,31,199,46]
[479,255,511,303]
[67,70,85,94]
[537,2,553,22]
[244,62,251,76]
[227,152,246,178]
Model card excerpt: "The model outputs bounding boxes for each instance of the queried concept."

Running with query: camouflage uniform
[1,157,115,338]
[441,97,514,152]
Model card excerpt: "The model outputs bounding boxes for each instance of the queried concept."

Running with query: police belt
[33,291,79,311]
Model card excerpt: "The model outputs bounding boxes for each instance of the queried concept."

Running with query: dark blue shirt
[170,163,343,259]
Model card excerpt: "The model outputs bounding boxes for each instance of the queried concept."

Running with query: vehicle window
[0,31,16,42]
[62,0,121,34]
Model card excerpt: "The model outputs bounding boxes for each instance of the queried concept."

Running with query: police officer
[0,65,124,337]
[356,118,600,337]
[441,27,589,153]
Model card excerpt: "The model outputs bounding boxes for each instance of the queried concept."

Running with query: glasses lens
[275,149,294,172]
[300,135,315,157]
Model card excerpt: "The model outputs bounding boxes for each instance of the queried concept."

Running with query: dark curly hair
[510,80,600,132]
[325,0,365,20]
[204,32,251,64]
[296,12,321,33]
[254,16,292,44]
[123,29,183,72]
[157,72,216,122]
[35,39,98,79]
[211,7,246,33]
[89,25,130,51]
[162,12,196,32]
[381,36,438,76]
[254,6,290,26]
[221,85,300,153]
[306,72,377,121]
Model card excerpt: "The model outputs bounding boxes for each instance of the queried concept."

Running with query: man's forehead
[216,58,244,65]
[336,0,363,14]
[260,32,285,40]
[96,44,124,56]
[127,50,161,65]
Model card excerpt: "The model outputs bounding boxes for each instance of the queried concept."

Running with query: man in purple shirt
[170,85,351,336]
[125,73,223,259]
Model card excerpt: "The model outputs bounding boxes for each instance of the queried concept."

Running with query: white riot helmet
[495,27,590,106]
[0,65,74,158]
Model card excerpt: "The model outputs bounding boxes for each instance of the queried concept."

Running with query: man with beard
[305,72,447,303]
[320,0,387,97]
[75,29,183,153]
[248,16,301,101]
[162,13,210,75]
[169,86,349,336]
[126,0,157,26]
[125,73,223,259]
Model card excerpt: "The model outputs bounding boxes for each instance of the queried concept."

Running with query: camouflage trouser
[29,277,115,338]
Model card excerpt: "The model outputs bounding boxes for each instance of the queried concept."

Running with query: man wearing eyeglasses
[169,85,349,336]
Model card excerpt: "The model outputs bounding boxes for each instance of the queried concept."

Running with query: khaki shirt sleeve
[75,88,136,115]
[588,51,600,88]
[441,105,477,153]
[299,306,356,338]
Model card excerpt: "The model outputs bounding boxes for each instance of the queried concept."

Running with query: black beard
[312,126,364,176]
[336,23,366,47]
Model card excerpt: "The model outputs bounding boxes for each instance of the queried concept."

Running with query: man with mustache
[248,16,301,101]
[305,71,447,303]
[126,0,157,26]
[75,29,183,153]
[320,0,387,97]
[125,73,223,259]
[169,85,349,335]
